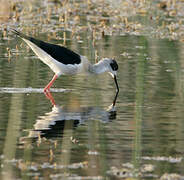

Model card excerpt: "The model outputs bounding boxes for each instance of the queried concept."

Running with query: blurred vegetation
[1,0,184,41]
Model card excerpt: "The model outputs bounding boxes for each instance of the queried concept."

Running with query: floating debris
[142,156,183,163]
[50,174,103,180]
[49,149,54,161]
[141,164,155,173]
[70,136,79,144]
[0,87,70,94]
[88,151,99,155]
[107,166,135,178]
[160,173,184,180]
[6,47,11,57]
[107,162,157,179]
[122,162,134,169]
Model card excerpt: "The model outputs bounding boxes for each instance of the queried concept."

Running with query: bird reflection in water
[22,91,118,140]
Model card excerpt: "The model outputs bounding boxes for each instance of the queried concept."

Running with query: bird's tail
[11,28,29,40]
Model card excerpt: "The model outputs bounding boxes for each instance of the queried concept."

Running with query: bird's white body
[23,38,116,77]
[24,38,116,77]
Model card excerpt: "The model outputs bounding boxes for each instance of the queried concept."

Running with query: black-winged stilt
[11,29,119,98]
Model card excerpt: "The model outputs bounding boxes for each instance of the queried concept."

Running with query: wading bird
[11,29,119,104]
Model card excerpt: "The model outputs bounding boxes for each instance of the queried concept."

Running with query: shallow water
[1,1,184,179]
[1,33,184,179]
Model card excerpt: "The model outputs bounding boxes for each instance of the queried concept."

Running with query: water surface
[1,1,184,179]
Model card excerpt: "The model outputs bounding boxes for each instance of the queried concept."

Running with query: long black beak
[114,75,119,93]
[113,75,119,106]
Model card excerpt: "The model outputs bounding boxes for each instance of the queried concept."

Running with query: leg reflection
[20,92,118,142]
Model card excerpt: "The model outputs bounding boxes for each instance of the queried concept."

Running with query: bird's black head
[108,59,119,94]
[110,59,118,71]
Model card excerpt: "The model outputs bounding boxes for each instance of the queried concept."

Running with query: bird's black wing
[12,29,81,65]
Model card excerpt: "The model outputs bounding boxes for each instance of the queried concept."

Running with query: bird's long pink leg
[44,74,58,93]
[44,91,56,106]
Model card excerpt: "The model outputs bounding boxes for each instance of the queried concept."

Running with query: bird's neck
[89,60,108,74]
